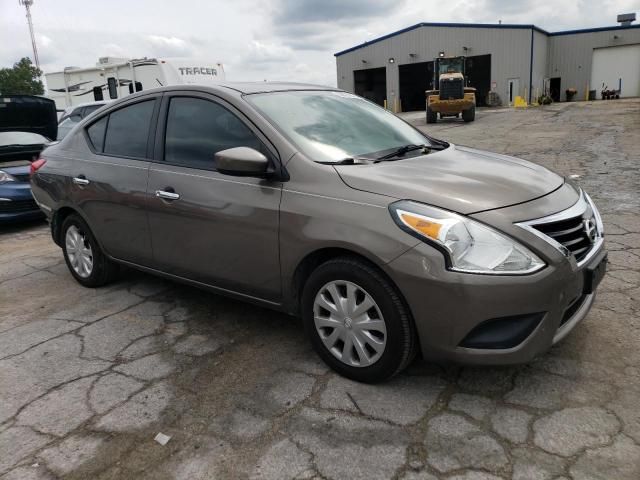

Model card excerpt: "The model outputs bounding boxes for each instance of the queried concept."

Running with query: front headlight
[584,192,604,236]
[0,170,16,183]
[390,200,545,274]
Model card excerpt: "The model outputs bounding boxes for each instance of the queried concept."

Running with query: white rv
[45,57,226,109]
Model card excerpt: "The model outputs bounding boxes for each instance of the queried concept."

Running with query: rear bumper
[384,241,605,365]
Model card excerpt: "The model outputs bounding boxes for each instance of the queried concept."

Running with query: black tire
[426,106,437,124]
[61,213,118,287]
[462,105,476,122]
[301,257,417,383]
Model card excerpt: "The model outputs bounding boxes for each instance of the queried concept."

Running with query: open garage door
[591,44,640,98]
[399,55,490,110]
[354,67,387,106]
[399,61,434,111]
[465,54,491,107]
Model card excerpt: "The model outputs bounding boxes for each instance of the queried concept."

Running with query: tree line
[0,57,45,95]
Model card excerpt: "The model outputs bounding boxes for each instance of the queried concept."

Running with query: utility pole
[19,0,40,69]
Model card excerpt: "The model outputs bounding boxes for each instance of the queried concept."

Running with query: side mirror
[214,147,270,177]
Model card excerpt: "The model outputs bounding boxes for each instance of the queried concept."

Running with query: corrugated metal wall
[532,30,548,101]
[337,26,534,109]
[337,24,640,108]
[548,29,640,100]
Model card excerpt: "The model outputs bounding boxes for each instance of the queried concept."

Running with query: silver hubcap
[65,225,93,278]
[313,280,387,367]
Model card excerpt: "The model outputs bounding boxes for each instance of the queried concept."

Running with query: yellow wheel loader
[426,55,476,124]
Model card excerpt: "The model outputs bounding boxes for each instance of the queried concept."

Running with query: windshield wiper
[374,144,430,161]
[375,142,449,162]
[317,157,367,165]
[426,136,449,149]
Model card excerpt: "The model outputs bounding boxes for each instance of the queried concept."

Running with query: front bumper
[427,93,475,113]
[0,209,45,223]
[385,240,605,365]
[0,185,45,224]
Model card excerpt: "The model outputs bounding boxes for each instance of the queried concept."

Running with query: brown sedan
[31,83,606,382]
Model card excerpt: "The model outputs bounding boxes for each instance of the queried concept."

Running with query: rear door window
[103,100,155,158]
[164,96,261,170]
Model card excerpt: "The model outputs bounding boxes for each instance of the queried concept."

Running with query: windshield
[0,131,48,147]
[438,58,463,75]
[246,91,431,163]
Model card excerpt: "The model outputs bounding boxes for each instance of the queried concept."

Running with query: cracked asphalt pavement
[1,99,639,479]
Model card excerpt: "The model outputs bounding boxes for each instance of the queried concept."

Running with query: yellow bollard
[514,96,528,108]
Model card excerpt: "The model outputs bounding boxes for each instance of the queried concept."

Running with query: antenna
[19,0,40,69]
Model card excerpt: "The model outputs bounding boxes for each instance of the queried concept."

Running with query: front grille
[532,213,595,262]
[517,192,603,266]
[439,78,464,99]
[0,199,39,213]
[12,173,30,182]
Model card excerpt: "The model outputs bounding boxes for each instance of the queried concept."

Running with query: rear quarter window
[86,116,107,151]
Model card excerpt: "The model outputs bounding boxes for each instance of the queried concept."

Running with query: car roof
[84,82,343,117]
[216,82,340,94]
[64,101,109,114]
[131,82,340,97]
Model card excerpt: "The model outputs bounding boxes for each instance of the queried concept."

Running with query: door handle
[72,176,90,186]
[155,189,180,201]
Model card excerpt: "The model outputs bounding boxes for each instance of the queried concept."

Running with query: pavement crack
[345,391,364,416]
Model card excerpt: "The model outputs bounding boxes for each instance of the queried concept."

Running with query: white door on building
[591,44,640,98]
[507,78,520,105]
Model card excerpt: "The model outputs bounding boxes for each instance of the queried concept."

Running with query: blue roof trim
[334,22,547,57]
[334,22,640,57]
[548,23,640,36]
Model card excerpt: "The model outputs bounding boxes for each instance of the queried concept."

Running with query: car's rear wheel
[61,214,118,287]
[302,257,417,383]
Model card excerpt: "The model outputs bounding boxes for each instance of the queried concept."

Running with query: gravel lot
[1,99,639,480]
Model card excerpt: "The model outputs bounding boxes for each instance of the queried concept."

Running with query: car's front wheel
[61,214,118,287]
[302,257,417,383]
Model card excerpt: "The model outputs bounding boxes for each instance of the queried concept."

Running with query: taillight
[30,157,47,176]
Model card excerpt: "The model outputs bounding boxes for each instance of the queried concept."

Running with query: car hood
[335,144,564,215]
[0,96,57,140]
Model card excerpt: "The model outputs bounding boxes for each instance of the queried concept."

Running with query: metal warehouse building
[334,21,640,110]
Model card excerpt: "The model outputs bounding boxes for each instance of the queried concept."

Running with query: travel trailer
[45,57,225,109]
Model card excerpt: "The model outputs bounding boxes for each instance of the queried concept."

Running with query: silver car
[31,83,606,382]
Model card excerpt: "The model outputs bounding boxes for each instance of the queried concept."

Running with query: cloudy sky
[1,0,638,86]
